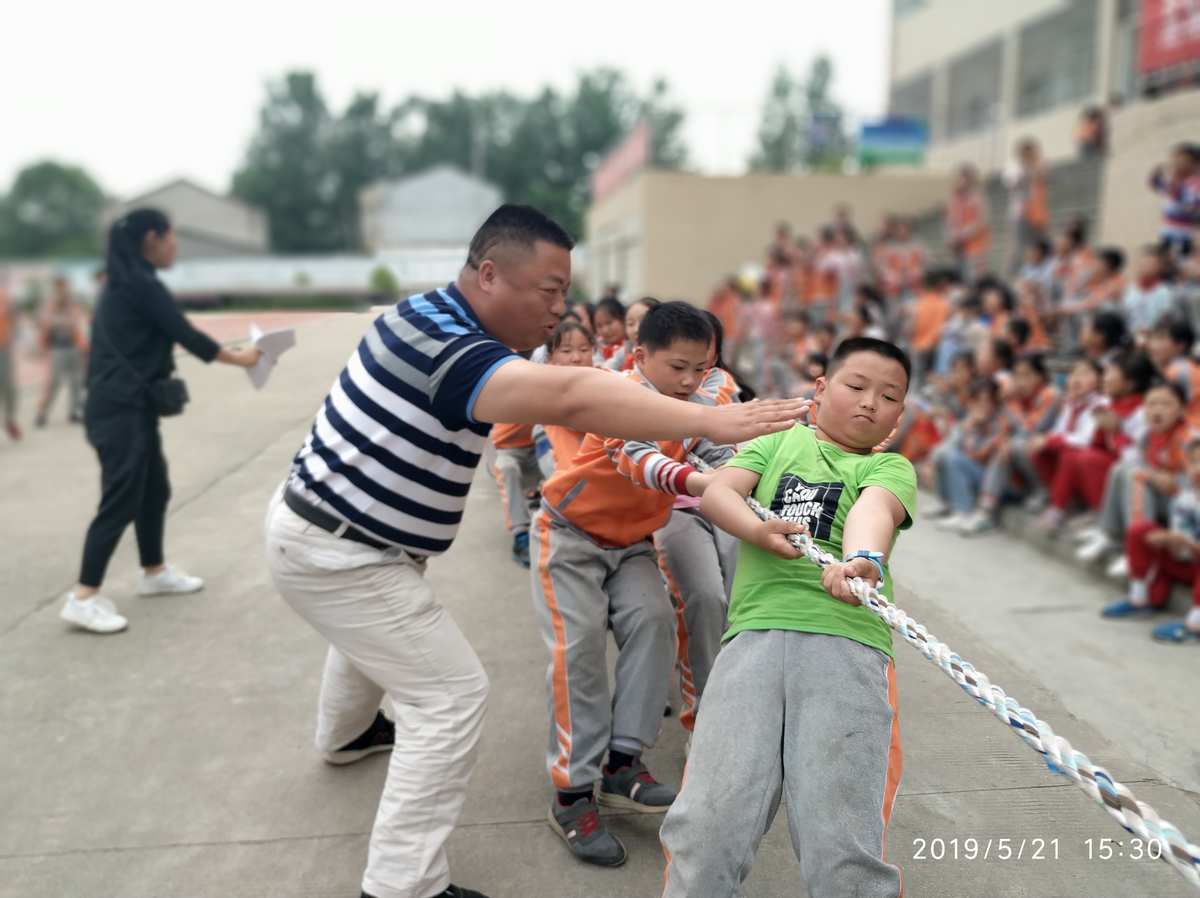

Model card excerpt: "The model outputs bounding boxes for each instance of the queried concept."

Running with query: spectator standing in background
[1149,143,1200,259]
[1076,106,1108,158]
[35,275,90,427]
[945,163,991,283]
[0,274,19,441]
[1007,138,1049,274]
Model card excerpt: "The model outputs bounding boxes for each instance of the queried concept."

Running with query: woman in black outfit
[60,209,261,634]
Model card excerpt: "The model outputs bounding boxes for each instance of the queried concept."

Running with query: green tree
[232,71,342,253]
[748,56,849,174]
[0,160,106,258]
[749,65,804,172]
[324,92,408,250]
[800,55,849,171]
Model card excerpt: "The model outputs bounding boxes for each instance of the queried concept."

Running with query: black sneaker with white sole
[548,795,627,866]
[323,711,394,766]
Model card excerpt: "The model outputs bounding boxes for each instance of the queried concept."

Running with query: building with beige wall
[106,178,268,259]
[889,0,1133,174]
[587,170,952,304]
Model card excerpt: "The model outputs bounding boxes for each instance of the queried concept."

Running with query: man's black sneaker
[362,887,488,898]
[323,711,394,766]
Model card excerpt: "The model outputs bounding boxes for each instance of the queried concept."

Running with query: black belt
[284,487,391,551]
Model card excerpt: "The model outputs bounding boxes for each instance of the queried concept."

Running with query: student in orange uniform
[0,277,20,441]
[533,321,597,478]
[907,269,953,386]
[1008,137,1048,273]
[605,296,660,371]
[531,303,733,867]
[593,296,627,362]
[1148,315,1200,428]
[945,163,991,283]
[491,419,540,568]
[655,312,744,738]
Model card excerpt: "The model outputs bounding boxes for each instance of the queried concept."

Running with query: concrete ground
[1,309,1198,898]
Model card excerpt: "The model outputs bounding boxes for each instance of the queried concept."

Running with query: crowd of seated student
[696,138,1200,643]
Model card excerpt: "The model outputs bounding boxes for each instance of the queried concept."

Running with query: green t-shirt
[724,425,918,658]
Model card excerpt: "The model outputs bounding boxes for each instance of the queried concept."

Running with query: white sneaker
[935,512,970,531]
[958,510,995,535]
[1075,533,1112,563]
[1106,556,1129,580]
[137,565,204,597]
[1072,526,1104,545]
[60,592,128,634]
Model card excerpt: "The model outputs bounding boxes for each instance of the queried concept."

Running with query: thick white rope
[692,457,1200,889]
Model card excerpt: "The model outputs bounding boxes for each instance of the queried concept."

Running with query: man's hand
[684,470,715,498]
[703,398,812,446]
[752,518,807,559]
[820,557,880,606]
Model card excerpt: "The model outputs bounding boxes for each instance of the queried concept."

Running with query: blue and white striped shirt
[290,284,519,555]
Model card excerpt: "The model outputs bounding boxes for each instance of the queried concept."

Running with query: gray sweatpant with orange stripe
[530,512,675,790]
[661,630,903,898]
[492,446,540,536]
[654,508,738,732]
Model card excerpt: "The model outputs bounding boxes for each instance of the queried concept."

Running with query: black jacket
[86,260,221,411]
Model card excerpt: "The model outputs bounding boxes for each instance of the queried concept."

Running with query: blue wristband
[843,550,885,584]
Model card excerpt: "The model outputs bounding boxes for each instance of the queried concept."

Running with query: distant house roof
[107,177,269,256]
[360,165,502,252]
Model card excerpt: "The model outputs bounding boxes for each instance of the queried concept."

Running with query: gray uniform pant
[492,446,540,535]
[654,508,737,731]
[42,347,84,418]
[530,512,674,790]
[0,346,16,424]
[981,437,1042,503]
[1099,459,1173,540]
[661,630,903,898]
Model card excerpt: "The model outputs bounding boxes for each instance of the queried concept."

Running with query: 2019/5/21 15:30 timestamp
[912,837,1168,861]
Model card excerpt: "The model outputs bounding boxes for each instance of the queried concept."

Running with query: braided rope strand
[704,465,1200,888]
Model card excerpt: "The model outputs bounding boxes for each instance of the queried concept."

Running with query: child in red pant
[1105,436,1200,643]
[1037,351,1155,529]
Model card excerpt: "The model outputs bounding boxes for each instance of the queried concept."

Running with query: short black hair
[466,204,574,269]
[1098,247,1125,273]
[545,320,595,355]
[1173,142,1200,164]
[968,376,1001,403]
[1152,314,1195,350]
[594,296,626,322]
[1146,377,1187,406]
[1015,352,1048,381]
[1111,349,1159,394]
[1007,316,1032,347]
[951,350,977,371]
[637,301,714,351]
[827,337,912,394]
[990,337,1016,371]
[1090,311,1129,351]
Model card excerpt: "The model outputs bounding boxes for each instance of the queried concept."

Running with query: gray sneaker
[548,796,627,867]
[598,762,676,813]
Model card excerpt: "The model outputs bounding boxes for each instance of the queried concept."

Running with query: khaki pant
[265,485,489,898]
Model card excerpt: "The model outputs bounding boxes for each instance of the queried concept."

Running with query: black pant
[79,405,170,587]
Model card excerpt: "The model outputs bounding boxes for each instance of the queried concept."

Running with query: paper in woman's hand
[246,323,296,389]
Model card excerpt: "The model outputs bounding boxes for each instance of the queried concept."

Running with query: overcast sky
[1,0,891,198]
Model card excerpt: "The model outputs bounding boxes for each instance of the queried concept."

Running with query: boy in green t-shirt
[660,337,916,898]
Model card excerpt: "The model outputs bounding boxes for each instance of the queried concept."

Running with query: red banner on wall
[590,121,651,203]
[1139,0,1200,74]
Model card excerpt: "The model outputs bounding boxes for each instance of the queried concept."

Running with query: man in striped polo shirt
[265,204,808,898]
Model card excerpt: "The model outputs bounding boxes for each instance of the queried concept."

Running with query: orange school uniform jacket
[491,422,535,450]
[540,370,733,548]
[1007,384,1060,434]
